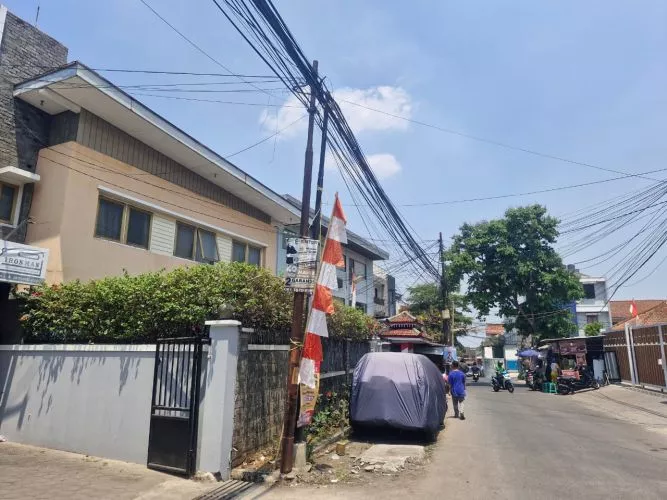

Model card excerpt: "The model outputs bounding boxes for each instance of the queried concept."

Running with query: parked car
[350,352,446,439]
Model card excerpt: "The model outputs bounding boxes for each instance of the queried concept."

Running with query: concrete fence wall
[0,344,156,464]
[0,321,242,479]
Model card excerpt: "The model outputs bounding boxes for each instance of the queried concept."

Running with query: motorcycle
[491,370,514,393]
[472,371,480,382]
[557,368,600,395]
[526,370,545,391]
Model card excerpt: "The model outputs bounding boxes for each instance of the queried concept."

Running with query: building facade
[575,274,613,336]
[276,195,390,317]
[1,9,303,286]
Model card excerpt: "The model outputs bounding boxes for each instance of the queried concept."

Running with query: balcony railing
[374,297,385,306]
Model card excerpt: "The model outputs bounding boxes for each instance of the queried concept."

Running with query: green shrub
[17,263,379,343]
[18,262,292,343]
[327,303,380,341]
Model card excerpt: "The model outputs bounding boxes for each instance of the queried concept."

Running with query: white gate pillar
[197,320,241,479]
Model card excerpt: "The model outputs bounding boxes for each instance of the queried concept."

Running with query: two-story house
[1,8,301,287]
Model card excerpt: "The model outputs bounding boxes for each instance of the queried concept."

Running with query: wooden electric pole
[280,60,319,475]
[311,94,329,241]
[439,232,451,345]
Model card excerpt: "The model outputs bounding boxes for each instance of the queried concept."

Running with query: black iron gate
[147,336,209,476]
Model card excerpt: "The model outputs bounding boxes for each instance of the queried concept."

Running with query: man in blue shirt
[448,360,467,420]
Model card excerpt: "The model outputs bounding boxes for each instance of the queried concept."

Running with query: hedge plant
[17,262,378,343]
[18,262,291,343]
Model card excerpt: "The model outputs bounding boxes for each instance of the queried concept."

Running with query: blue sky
[9,0,667,300]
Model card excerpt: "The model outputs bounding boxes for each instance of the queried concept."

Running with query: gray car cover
[350,352,446,433]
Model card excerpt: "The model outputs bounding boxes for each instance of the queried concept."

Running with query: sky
[8,0,667,301]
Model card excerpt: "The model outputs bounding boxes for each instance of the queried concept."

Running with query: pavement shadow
[351,425,436,445]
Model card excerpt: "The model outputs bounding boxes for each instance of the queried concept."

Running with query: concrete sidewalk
[0,442,217,500]
[572,384,667,436]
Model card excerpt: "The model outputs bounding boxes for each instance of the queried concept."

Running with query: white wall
[0,344,155,464]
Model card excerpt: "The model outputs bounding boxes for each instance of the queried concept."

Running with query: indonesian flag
[630,300,638,318]
[299,194,347,389]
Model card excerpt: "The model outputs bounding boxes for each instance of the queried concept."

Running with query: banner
[284,237,319,292]
[443,345,458,364]
[297,361,320,427]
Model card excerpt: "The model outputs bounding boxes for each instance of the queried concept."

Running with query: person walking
[448,360,467,420]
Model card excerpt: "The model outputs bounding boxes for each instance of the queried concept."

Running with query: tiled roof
[611,301,667,331]
[388,311,418,324]
[610,300,665,324]
[486,323,505,336]
[381,328,423,338]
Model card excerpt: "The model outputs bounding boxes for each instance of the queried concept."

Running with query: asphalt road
[266,380,667,499]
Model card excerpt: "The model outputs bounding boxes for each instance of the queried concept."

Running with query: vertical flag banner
[297,194,348,427]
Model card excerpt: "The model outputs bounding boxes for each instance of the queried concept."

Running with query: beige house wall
[25,142,277,284]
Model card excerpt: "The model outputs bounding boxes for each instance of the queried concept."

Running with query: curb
[310,426,351,457]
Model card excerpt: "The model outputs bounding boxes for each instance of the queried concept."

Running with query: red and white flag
[630,300,638,318]
[299,194,348,390]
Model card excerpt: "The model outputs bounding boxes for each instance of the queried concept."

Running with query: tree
[584,321,602,337]
[405,283,472,339]
[448,205,583,341]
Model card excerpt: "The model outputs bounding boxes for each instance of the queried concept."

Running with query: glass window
[126,208,151,248]
[232,241,246,263]
[174,223,195,259]
[0,183,17,223]
[248,246,261,267]
[95,198,124,241]
[196,229,219,263]
[586,314,598,324]
[583,284,596,299]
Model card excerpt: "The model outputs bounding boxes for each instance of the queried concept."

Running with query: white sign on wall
[0,240,49,285]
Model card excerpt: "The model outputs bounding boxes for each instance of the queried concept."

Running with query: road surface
[266,381,667,499]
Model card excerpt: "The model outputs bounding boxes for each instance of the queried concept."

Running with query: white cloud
[334,86,412,134]
[324,152,402,180]
[367,153,402,179]
[260,85,412,138]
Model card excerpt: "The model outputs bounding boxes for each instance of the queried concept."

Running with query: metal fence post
[658,325,667,389]
[344,339,350,382]
[625,323,637,384]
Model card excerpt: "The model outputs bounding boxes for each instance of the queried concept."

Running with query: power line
[322,167,667,208]
[338,99,662,182]
[138,0,278,98]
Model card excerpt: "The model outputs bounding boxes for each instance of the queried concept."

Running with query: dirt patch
[281,439,432,488]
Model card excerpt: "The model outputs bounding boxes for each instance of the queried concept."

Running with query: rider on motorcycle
[494,362,506,386]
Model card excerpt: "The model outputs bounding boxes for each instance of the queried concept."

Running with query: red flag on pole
[630,300,638,318]
[297,194,348,427]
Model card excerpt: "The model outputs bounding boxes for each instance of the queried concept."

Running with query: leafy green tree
[406,283,472,338]
[584,321,602,337]
[447,205,582,341]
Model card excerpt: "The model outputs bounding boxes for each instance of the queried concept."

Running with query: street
[267,382,667,499]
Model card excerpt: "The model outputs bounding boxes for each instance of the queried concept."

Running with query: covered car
[350,352,446,435]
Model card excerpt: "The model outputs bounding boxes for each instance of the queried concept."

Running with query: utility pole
[311,94,329,241]
[439,232,451,345]
[280,60,318,475]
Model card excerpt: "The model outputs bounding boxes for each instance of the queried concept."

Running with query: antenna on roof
[35,5,40,27]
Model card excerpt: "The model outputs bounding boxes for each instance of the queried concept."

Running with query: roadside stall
[538,336,605,382]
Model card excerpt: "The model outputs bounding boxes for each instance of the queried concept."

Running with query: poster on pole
[442,345,458,364]
[297,361,321,427]
[284,237,319,292]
